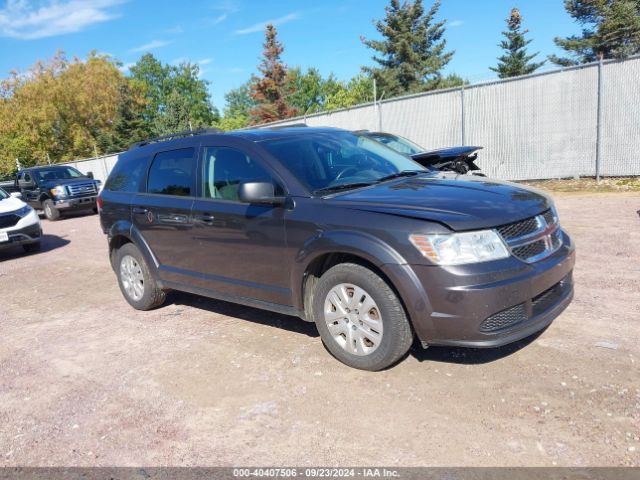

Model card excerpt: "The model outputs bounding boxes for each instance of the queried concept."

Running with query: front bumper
[0,209,42,250]
[386,230,576,348]
[54,195,97,210]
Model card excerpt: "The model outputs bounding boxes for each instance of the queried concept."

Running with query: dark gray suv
[99,127,575,370]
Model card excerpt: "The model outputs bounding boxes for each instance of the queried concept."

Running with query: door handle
[132,207,149,214]
[194,214,215,224]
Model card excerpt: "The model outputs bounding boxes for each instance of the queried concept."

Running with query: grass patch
[520,177,640,193]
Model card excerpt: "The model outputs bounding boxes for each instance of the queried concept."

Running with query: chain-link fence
[264,55,640,181]
[60,55,640,183]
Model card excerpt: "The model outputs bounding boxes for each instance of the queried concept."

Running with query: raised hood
[326,173,551,231]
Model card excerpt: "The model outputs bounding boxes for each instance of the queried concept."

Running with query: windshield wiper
[376,170,423,183]
[314,182,373,195]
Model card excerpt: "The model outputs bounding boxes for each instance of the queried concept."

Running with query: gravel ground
[0,193,639,467]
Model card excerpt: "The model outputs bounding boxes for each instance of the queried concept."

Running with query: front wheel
[116,243,166,310]
[43,200,60,221]
[312,263,414,371]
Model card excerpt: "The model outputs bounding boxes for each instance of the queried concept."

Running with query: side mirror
[86,171,94,179]
[10,192,22,199]
[238,181,286,206]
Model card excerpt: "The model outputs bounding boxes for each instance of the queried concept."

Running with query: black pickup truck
[0,165,101,221]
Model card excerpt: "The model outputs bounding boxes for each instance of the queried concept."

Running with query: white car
[0,187,42,253]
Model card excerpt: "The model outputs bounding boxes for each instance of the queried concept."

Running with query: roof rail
[131,127,224,148]
[267,123,308,130]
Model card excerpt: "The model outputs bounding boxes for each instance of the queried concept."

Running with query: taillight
[97,196,103,211]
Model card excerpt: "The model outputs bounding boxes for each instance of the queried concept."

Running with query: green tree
[129,54,217,135]
[551,0,640,65]
[154,89,191,135]
[250,24,297,124]
[97,82,150,153]
[490,8,545,78]
[361,0,455,97]
[212,82,255,131]
[286,67,343,114]
[324,75,374,110]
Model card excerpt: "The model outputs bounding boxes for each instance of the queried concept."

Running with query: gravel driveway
[1,193,639,467]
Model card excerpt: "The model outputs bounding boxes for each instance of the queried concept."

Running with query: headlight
[50,186,66,197]
[15,205,33,217]
[409,230,510,265]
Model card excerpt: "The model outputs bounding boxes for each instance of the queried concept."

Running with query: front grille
[480,303,527,332]
[512,239,547,261]
[542,209,556,226]
[67,182,97,196]
[496,209,562,263]
[0,214,20,228]
[496,216,540,240]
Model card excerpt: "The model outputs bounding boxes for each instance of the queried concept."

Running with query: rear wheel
[312,263,414,371]
[43,200,60,221]
[116,243,166,310]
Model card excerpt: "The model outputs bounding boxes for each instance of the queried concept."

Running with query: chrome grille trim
[496,208,563,263]
[67,182,97,196]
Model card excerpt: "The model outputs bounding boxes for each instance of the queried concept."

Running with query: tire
[23,241,41,253]
[43,200,60,221]
[115,243,166,311]
[312,263,414,371]
[92,207,98,214]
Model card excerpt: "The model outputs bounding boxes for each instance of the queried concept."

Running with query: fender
[290,230,437,338]
[108,220,162,284]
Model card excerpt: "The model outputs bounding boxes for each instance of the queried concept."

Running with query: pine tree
[551,0,640,66]
[361,0,455,97]
[250,24,297,124]
[490,8,545,78]
[97,83,150,153]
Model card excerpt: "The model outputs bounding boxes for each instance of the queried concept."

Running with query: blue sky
[0,0,581,109]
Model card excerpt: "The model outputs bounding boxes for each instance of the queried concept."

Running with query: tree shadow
[0,234,70,261]
[410,328,546,365]
[166,290,320,338]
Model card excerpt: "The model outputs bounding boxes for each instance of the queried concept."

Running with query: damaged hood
[325,172,552,231]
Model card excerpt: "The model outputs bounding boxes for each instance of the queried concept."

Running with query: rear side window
[105,156,145,192]
[147,148,195,196]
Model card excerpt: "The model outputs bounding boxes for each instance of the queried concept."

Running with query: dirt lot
[1,193,639,467]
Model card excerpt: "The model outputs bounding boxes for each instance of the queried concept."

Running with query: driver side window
[202,147,279,201]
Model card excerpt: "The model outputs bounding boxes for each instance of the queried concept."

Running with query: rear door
[132,147,197,286]
[18,171,39,208]
[189,143,290,305]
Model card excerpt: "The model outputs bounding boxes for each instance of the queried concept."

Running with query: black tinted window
[202,147,277,201]
[147,148,195,196]
[105,156,145,192]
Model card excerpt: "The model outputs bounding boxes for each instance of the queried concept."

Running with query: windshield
[261,131,425,194]
[367,133,424,155]
[34,167,84,182]
[0,187,8,200]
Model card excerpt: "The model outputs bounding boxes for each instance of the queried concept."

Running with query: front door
[132,147,197,286]
[190,145,290,306]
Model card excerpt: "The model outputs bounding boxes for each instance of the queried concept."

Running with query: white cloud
[234,12,300,35]
[0,0,125,40]
[165,25,183,34]
[447,20,464,28]
[130,39,171,53]
[211,13,227,25]
[198,58,213,66]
